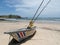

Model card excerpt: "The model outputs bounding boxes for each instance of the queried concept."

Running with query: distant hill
[0,14,21,19]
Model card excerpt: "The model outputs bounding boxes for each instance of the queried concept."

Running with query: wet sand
[0,21,60,45]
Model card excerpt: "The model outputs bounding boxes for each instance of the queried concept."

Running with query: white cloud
[4,0,60,17]
[4,0,49,11]
[4,0,43,11]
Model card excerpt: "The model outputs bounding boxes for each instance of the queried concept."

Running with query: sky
[0,0,60,17]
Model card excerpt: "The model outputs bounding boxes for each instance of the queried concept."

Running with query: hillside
[0,14,21,19]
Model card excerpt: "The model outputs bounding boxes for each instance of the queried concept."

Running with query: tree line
[0,14,21,19]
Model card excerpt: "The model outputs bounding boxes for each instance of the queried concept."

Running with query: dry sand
[0,21,60,45]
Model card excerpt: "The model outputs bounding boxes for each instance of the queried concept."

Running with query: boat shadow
[8,31,36,45]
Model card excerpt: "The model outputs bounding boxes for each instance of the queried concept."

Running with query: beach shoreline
[0,20,60,45]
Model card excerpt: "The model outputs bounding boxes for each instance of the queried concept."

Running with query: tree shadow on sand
[8,31,36,45]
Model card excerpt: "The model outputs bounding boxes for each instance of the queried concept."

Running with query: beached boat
[4,26,36,42]
[4,0,51,43]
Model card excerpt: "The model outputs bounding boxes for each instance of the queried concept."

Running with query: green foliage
[0,14,21,19]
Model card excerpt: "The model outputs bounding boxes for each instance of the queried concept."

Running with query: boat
[4,0,51,43]
[4,26,36,42]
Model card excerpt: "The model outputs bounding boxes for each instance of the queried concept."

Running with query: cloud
[5,0,23,4]
[4,0,52,16]
[4,0,42,11]
[3,0,60,17]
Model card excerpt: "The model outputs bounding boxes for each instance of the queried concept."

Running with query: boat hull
[4,26,36,42]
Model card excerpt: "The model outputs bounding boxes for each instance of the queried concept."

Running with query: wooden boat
[4,0,51,43]
[4,26,36,42]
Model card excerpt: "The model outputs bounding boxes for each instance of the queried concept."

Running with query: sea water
[1,17,60,24]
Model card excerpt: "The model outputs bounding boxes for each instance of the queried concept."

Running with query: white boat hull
[4,26,36,42]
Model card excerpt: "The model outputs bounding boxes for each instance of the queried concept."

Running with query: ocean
[15,17,60,24]
[19,17,60,22]
[0,17,60,23]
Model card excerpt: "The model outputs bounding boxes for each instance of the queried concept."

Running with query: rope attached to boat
[27,0,51,28]
[33,0,51,23]
[31,0,44,21]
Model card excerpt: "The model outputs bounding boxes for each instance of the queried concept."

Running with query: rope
[27,0,51,28]
[33,0,51,23]
[31,0,44,21]
[27,0,44,27]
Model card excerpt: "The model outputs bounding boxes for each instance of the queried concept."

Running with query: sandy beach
[0,20,60,45]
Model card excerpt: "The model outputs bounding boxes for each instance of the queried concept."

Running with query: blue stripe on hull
[16,33,20,38]
[16,32,25,41]
[16,33,21,41]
